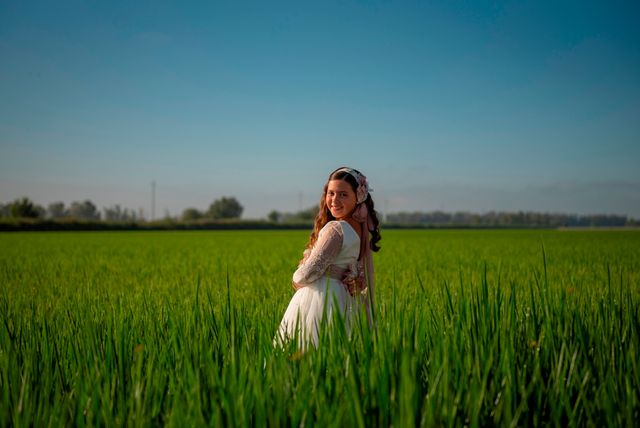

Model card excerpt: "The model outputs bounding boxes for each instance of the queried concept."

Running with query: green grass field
[1,230,639,426]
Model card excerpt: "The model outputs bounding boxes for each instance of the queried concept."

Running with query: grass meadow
[1,229,639,426]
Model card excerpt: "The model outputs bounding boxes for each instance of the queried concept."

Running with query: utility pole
[151,180,156,221]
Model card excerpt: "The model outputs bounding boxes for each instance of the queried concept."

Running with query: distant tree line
[386,211,637,227]
[0,196,244,222]
[267,206,319,223]
[180,196,243,221]
[268,207,638,227]
[0,198,128,221]
[2,196,637,227]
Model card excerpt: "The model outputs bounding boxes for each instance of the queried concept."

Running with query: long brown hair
[305,167,381,253]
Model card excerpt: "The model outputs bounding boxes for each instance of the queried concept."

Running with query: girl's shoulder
[336,219,360,239]
[320,220,343,233]
[320,220,360,242]
[319,220,350,239]
[315,221,345,247]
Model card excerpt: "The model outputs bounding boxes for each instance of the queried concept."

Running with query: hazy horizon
[2,1,639,219]
[3,177,639,220]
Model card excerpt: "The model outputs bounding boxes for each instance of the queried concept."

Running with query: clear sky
[1,0,639,219]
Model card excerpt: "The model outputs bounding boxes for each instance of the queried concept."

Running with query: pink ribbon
[351,202,376,326]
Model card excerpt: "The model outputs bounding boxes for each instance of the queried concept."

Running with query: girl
[275,167,381,348]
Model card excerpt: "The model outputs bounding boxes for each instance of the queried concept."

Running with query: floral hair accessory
[333,167,371,204]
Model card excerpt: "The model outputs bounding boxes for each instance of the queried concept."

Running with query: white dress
[275,220,361,348]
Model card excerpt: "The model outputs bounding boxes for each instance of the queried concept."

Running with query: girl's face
[326,179,357,220]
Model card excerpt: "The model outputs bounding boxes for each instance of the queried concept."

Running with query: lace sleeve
[293,221,344,285]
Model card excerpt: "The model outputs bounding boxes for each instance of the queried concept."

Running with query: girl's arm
[292,221,343,287]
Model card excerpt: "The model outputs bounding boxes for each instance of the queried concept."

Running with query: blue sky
[1,0,639,219]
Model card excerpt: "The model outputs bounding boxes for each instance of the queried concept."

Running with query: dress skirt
[275,276,352,348]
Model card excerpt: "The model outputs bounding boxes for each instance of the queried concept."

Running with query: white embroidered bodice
[292,220,360,286]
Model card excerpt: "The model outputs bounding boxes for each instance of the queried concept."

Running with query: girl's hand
[292,281,304,291]
[344,277,367,296]
[341,264,366,296]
